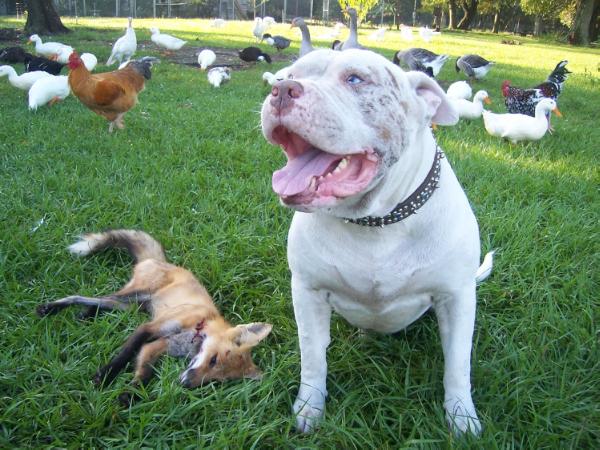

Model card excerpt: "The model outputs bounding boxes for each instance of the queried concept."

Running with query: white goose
[482,98,562,143]
[150,28,187,52]
[106,17,137,66]
[28,75,70,110]
[28,34,73,60]
[451,90,491,120]
[197,49,216,70]
[0,65,51,90]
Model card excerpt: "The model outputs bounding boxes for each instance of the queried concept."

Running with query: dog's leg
[291,278,332,433]
[434,284,482,435]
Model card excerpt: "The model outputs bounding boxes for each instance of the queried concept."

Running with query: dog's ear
[405,71,459,126]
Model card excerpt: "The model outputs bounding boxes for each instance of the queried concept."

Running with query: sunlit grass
[1,16,599,448]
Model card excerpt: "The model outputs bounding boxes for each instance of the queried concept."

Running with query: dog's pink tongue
[272,148,339,196]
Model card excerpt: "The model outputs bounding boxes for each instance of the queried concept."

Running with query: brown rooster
[68,52,158,132]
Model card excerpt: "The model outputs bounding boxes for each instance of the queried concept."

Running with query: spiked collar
[345,146,444,227]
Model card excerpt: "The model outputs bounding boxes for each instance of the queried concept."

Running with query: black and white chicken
[502,60,570,117]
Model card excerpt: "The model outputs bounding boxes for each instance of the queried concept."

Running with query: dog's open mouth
[271,126,379,205]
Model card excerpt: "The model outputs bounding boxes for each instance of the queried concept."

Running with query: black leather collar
[345,147,443,227]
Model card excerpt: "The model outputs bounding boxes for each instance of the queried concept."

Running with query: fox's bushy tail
[68,229,166,263]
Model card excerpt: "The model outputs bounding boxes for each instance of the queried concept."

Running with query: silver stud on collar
[345,147,444,227]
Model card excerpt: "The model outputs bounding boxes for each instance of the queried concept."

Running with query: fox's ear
[230,323,272,348]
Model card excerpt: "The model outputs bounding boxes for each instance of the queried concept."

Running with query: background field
[1,17,598,448]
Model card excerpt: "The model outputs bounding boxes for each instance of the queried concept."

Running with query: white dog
[261,49,493,435]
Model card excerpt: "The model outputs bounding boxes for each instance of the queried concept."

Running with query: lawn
[0,16,598,448]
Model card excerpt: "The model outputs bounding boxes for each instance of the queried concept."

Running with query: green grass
[1,17,599,448]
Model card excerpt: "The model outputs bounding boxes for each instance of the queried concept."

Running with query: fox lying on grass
[37,230,272,401]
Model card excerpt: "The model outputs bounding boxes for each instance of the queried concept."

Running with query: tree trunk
[25,0,70,35]
[534,15,543,36]
[448,0,457,29]
[569,0,599,45]
[591,0,599,41]
[492,12,500,33]
[457,0,479,30]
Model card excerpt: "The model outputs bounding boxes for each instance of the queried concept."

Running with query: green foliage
[337,0,381,22]
[0,16,599,448]
[520,0,573,19]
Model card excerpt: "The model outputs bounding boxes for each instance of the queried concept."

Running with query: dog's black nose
[270,80,304,113]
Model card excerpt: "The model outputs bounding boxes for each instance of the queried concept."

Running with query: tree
[520,0,570,36]
[568,0,599,44]
[338,0,380,23]
[479,0,513,33]
[456,0,479,29]
[25,0,70,35]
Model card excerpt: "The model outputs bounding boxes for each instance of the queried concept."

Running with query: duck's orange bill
[432,123,438,130]
[484,97,492,105]
[553,107,562,117]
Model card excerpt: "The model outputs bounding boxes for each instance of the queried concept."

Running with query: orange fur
[68,53,147,128]
[37,230,272,399]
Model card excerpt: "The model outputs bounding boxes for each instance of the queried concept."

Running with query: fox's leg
[118,338,168,406]
[37,295,128,317]
[133,338,169,386]
[37,292,151,318]
[94,317,183,387]
[78,291,152,319]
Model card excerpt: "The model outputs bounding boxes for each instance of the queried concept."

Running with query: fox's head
[179,322,272,387]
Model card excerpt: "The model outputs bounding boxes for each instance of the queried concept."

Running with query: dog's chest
[290,221,438,332]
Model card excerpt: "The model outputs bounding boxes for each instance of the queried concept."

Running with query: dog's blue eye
[346,74,363,85]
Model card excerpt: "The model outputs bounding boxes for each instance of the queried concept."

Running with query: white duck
[369,27,386,42]
[446,80,472,100]
[451,90,491,120]
[318,22,345,40]
[211,18,226,28]
[207,67,231,88]
[252,18,268,41]
[400,24,414,41]
[106,17,137,66]
[28,34,73,60]
[150,27,187,52]
[28,75,69,110]
[197,49,216,70]
[0,65,51,90]
[418,26,437,43]
[262,66,290,86]
[80,52,98,71]
[482,98,561,143]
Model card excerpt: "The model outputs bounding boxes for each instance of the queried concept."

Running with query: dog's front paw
[292,386,326,433]
[445,397,482,436]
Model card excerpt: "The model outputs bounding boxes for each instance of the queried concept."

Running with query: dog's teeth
[326,172,333,178]
[338,158,349,170]
[309,177,316,190]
